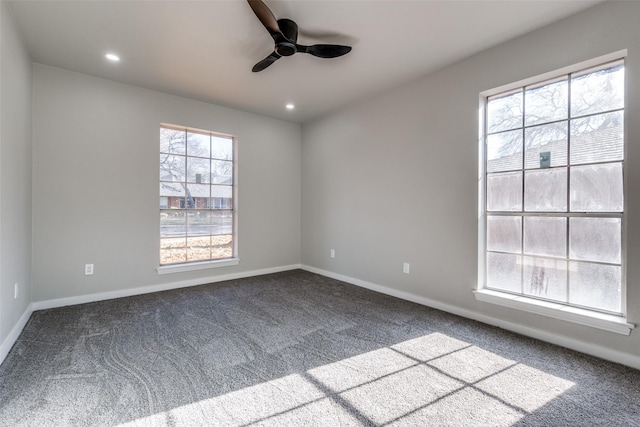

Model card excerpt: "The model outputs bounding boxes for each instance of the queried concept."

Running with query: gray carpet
[1,269,638,426]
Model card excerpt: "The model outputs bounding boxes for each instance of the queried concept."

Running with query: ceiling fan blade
[296,44,352,59]
[247,0,289,44]
[252,52,281,72]
[247,0,279,34]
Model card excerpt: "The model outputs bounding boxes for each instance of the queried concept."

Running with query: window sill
[157,258,239,275]
[474,288,635,335]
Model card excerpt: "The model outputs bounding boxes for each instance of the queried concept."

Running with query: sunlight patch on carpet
[118,332,574,426]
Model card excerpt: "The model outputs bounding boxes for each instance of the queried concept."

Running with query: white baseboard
[32,264,302,311]
[300,264,640,371]
[0,303,34,366]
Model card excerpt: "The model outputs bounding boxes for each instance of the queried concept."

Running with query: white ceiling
[7,0,602,123]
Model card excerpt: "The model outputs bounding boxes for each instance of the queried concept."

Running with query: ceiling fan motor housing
[276,42,296,56]
[278,18,298,41]
[276,18,297,56]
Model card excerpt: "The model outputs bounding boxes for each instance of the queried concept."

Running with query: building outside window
[480,58,625,318]
[159,124,235,266]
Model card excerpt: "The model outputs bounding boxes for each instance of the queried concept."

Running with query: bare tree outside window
[159,125,235,266]
[484,60,624,315]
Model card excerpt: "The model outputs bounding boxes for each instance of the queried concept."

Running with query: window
[159,124,235,267]
[479,58,630,329]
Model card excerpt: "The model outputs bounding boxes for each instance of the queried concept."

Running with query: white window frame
[475,51,634,335]
[157,124,239,274]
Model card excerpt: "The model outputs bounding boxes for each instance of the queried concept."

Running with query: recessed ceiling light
[286,103,295,110]
[105,53,120,62]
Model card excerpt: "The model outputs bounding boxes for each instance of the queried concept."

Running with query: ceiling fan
[247,0,352,72]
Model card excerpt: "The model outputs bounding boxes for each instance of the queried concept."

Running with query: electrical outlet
[14,283,18,299]
[403,262,410,274]
[85,264,94,275]
[330,249,335,258]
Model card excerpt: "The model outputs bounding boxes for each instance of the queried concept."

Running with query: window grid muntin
[484,59,624,316]
[160,125,235,266]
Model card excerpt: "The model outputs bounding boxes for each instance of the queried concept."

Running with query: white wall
[0,1,32,356]
[32,65,300,302]
[301,1,640,359]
